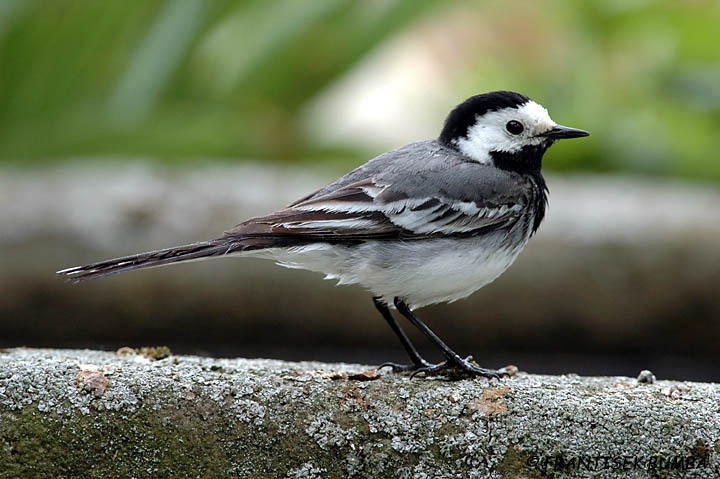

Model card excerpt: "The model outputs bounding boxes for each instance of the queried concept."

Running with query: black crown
[439,91,530,146]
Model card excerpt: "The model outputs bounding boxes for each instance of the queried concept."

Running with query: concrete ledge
[0,348,717,477]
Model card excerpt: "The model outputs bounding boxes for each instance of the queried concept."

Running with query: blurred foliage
[0,0,718,181]
[0,0,443,163]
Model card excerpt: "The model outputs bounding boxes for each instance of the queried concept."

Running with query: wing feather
[223,176,526,241]
[221,141,535,242]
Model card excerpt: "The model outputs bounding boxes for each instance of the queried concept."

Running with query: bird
[58,90,589,379]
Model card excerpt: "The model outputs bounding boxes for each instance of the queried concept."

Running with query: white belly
[251,233,529,309]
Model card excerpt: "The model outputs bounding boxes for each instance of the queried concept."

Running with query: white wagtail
[58,91,589,378]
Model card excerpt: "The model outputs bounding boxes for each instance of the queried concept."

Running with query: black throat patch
[490,143,551,176]
[491,145,549,234]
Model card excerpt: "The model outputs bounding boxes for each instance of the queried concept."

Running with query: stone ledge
[0,348,717,478]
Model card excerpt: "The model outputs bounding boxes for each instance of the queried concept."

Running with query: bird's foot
[379,358,434,373]
[408,356,508,380]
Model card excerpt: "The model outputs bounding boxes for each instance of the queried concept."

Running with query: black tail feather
[57,239,242,283]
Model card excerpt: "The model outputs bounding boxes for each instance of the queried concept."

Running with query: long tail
[56,237,273,283]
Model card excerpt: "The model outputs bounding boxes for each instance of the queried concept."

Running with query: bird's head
[439,91,589,173]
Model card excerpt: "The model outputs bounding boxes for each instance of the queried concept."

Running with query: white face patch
[454,100,557,164]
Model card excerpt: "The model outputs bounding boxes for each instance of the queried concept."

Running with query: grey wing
[224,142,530,241]
[288,170,528,238]
[286,140,446,206]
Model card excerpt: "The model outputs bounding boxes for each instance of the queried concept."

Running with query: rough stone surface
[0,348,718,478]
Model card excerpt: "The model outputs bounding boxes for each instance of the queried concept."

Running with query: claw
[379,358,434,374]
[379,362,414,373]
[441,359,506,379]
[409,367,431,379]
[409,361,449,379]
[382,357,507,380]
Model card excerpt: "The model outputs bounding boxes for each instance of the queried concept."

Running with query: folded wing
[223,168,529,242]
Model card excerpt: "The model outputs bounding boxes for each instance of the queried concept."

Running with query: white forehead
[518,100,555,129]
[454,100,558,164]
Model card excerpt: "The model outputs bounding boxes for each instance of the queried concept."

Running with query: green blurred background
[1,0,718,179]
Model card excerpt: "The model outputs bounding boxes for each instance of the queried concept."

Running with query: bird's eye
[506,120,524,135]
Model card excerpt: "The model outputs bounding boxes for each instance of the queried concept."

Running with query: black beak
[543,125,590,140]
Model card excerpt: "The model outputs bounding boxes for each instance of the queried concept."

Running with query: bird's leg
[393,297,506,379]
[373,297,433,372]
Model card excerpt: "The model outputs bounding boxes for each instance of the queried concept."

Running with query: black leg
[373,297,433,372]
[394,297,506,379]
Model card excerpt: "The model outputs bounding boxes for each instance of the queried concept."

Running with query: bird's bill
[543,125,590,139]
